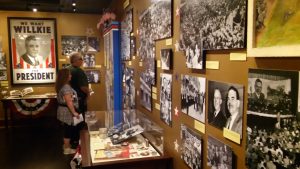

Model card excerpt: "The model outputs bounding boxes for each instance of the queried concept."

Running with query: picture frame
[247,0,300,57]
[84,70,100,84]
[8,17,58,85]
[161,48,172,70]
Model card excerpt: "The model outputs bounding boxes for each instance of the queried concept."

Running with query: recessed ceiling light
[72,2,76,6]
[33,8,37,12]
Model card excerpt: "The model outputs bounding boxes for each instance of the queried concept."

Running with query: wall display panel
[140,72,152,111]
[8,17,57,85]
[121,9,133,61]
[180,124,202,169]
[161,48,172,70]
[124,67,136,109]
[208,80,244,137]
[0,52,7,70]
[207,136,233,169]
[160,73,172,126]
[181,75,206,123]
[61,35,87,56]
[248,0,300,57]
[83,53,95,68]
[87,37,100,52]
[84,70,100,84]
[246,69,299,169]
[130,36,137,57]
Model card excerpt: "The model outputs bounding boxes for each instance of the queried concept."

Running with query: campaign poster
[8,17,57,84]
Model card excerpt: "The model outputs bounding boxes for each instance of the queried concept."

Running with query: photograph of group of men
[208,81,244,136]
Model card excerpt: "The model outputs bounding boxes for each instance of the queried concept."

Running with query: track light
[32,8,37,12]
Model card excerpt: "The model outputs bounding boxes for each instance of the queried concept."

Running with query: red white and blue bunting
[12,99,50,116]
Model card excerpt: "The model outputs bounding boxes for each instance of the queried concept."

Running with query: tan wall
[0,11,107,120]
[111,0,300,169]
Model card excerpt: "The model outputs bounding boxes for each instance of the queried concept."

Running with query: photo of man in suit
[225,86,243,136]
[209,88,227,129]
[21,35,43,66]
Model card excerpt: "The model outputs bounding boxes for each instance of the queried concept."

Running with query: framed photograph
[0,52,7,70]
[181,124,202,169]
[87,37,100,52]
[8,17,57,85]
[208,80,244,136]
[248,0,300,57]
[62,63,70,69]
[140,72,152,111]
[144,57,156,86]
[61,35,86,56]
[246,69,299,169]
[83,53,95,68]
[207,136,233,169]
[130,36,136,57]
[160,73,172,127]
[84,70,100,84]
[123,67,135,109]
[121,9,133,61]
[161,49,172,70]
[0,70,7,81]
[181,75,206,123]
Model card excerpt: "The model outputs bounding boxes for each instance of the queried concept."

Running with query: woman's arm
[64,93,79,117]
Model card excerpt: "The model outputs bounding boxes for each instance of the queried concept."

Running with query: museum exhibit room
[1,0,300,168]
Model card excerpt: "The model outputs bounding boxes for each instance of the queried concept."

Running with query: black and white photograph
[160,73,172,126]
[181,124,202,169]
[87,37,100,52]
[62,63,70,69]
[61,35,87,56]
[0,52,7,70]
[246,69,300,169]
[121,9,133,61]
[179,0,246,69]
[140,72,152,111]
[181,75,206,123]
[84,70,100,83]
[207,136,233,169]
[83,53,96,68]
[208,80,244,136]
[123,67,135,109]
[144,57,156,86]
[161,48,172,70]
[130,36,136,57]
[0,70,7,81]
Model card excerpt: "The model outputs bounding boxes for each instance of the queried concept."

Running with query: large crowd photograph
[123,67,136,109]
[181,124,202,169]
[246,69,300,169]
[121,9,133,61]
[140,72,152,111]
[61,35,87,56]
[181,75,206,123]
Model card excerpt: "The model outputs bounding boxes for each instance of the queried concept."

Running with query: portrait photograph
[84,70,100,84]
[181,124,202,169]
[246,69,300,169]
[161,48,172,70]
[83,53,95,68]
[140,72,152,112]
[0,52,7,70]
[123,67,135,109]
[207,136,233,169]
[160,73,172,127]
[0,70,7,81]
[208,80,244,136]
[8,17,57,84]
[61,35,87,56]
[181,75,206,123]
[121,9,133,61]
[87,37,100,52]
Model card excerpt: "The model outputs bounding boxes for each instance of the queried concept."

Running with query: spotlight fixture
[72,2,76,6]
[32,8,37,12]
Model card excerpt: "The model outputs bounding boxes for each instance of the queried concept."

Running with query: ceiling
[0,0,112,14]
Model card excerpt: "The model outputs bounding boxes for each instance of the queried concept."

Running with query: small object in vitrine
[112,134,119,139]
[121,142,129,146]
[140,152,150,156]
[145,139,149,147]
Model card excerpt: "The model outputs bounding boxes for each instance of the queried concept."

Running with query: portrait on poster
[8,17,57,85]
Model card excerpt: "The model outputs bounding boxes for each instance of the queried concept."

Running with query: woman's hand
[73,112,80,119]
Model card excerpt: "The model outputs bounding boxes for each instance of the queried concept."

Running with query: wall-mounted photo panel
[61,35,86,56]
[0,70,7,81]
[208,80,244,136]
[123,67,135,109]
[161,49,172,70]
[84,70,100,84]
[121,9,133,61]
[83,53,95,68]
[0,52,7,70]
[144,57,156,86]
[181,75,206,123]
[181,124,202,169]
[87,37,100,52]
[246,69,299,169]
[207,136,233,169]
[140,72,152,112]
[160,73,172,126]
[130,36,136,57]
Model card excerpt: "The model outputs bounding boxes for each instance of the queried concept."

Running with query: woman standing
[55,68,80,155]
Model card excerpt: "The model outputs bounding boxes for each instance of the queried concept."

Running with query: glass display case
[84,109,164,165]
